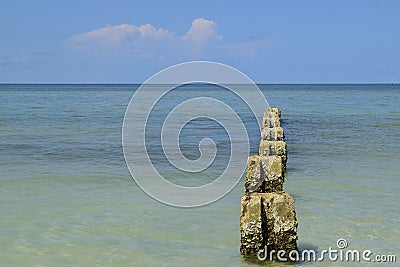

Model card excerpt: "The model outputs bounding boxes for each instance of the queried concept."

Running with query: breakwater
[240,108,298,259]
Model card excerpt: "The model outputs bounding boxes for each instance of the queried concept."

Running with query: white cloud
[183,18,221,43]
[68,18,221,59]
[71,24,135,45]
[70,23,173,46]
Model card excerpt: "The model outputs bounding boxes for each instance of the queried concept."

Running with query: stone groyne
[240,108,298,259]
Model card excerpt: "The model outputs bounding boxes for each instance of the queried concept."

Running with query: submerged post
[240,108,298,259]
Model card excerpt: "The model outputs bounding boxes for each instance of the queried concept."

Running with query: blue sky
[1,0,399,83]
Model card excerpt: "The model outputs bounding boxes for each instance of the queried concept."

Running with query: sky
[1,0,399,83]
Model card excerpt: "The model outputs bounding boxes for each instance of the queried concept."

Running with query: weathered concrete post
[240,108,298,259]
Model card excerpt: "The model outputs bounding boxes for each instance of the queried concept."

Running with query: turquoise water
[1,84,399,266]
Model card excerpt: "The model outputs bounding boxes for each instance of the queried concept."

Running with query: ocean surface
[1,84,399,266]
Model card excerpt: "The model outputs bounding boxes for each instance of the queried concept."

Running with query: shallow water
[1,84,399,266]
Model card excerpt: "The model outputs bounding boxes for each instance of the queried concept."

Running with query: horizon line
[0,82,398,85]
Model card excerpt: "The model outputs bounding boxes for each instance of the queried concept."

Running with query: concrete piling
[240,107,298,259]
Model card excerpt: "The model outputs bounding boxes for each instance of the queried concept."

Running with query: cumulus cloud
[70,23,172,45]
[183,18,221,43]
[68,18,221,59]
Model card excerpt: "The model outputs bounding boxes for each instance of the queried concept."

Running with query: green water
[1,84,399,266]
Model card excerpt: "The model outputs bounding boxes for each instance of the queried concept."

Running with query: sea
[1,84,399,266]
